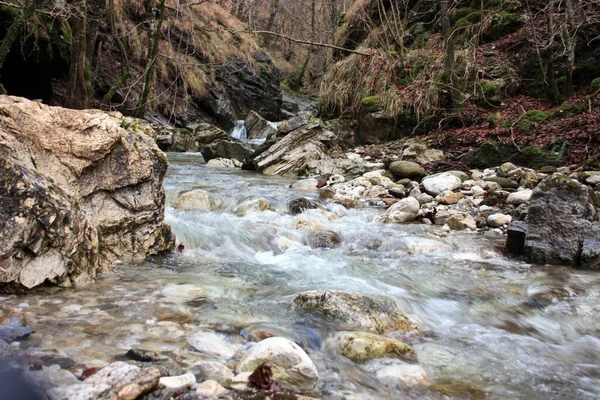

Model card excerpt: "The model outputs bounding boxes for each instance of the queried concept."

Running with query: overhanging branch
[232,29,373,56]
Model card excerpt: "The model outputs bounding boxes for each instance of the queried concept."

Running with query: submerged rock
[0,96,174,289]
[237,337,319,394]
[172,189,213,211]
[328,331,413,363]
[294,290,421,333]
[289,198,320,214]
[376,363,427,387]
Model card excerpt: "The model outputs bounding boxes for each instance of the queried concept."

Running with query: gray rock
[26,364,80,391]
[498,162,518,177]
[254,121,347,177]
[487,213,512,227]
[245,111,277,140]
[277,111,314,136]
[389,161,427,180]
[202,139,257,163]
[483,177,519,189]
[581,223,600,270]
[294,290,421,333]
[506,221,528,255]
[189,361,233,383]
[291,178,319,191]
[288,198,320,214]
[237,337,319,394]
[525,176,598,267]
[375,363,427,387]
[402,142,444,163]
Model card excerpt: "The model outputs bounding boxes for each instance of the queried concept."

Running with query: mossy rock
[477,80,502,107]
[484,11,524,42]
[584,152,600,169]
[591,77,600,91]
[508,146,563,169]
[431,380,485,399]
[463,141,520,169]
[360,96,381,114]
[517,110,551,133]
[454,10,482,28]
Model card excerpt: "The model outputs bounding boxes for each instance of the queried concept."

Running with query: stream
[4,152,600,399]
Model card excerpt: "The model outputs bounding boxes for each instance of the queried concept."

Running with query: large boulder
[202,139,257,163]
[402,142,445,163]
[0,97,174,289]
[213,53,282,127]
[253,120,346,176]
[524,176,599,268]
[237,337,319,394]
[294,290,421,333]
[356,112,412,145]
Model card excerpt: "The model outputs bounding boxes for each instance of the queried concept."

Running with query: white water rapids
[5,152,600,399]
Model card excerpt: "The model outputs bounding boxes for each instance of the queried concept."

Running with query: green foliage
[487,113,499,128]
[454,11,482,28]
[591,77,600,91]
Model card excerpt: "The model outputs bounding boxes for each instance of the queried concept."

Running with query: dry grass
[109,0,258,110]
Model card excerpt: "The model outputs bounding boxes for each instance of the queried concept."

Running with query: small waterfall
[230,120,247,140]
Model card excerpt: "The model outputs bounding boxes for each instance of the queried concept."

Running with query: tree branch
[231,29,373,56]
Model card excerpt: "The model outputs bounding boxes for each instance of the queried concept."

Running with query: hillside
[320,0,600,165]
[0,0,282,129]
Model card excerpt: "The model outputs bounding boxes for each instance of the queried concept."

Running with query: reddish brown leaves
[248,362,283,393]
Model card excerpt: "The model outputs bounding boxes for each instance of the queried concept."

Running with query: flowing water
[4,153,600,399]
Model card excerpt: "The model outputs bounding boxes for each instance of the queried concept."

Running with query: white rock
[376,364,427,387]
[159,372,196,389]
[237,337,319,393]
[422,173,462,196]
[362,170,386,179]
[172,189,212,211]
[27,364,80,391]
[187,331,240,359]
[587,175,600,185]
[471,170,483,180]
[206,158,241,168]
[327,174,345,185]
[446,213,476,230]
[507,189,533,206]
[189,361,234,383]
[227,372,251,391]
[196,380,228,398]
[376,197,420,223]
[487,213,512,227]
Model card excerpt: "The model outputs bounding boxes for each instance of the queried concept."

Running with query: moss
[477,81,502,107]
[484,10,524,42]
[519,146,544,156]
[455,11,481,28]
[517,110,551,133]
[538,175,584,194]
[360,96,381,114]
[584,152,600,169]
[551,103,588,119]
[337,12,347,27]
[591,77,600,91]
[487,113,499,128]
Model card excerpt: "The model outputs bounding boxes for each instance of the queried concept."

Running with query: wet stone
[125,348,162,362]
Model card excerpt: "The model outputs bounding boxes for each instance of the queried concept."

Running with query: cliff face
[0,1,282,130]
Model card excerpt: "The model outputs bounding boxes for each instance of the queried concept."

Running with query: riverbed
[4,152,600,399]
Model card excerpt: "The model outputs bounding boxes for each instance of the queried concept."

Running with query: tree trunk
[66,1,89,109]
[291,0,316,89]
[137,0,167,117]
[263,0,280,46]
[441,0,455,107]
[85,0,107,69]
